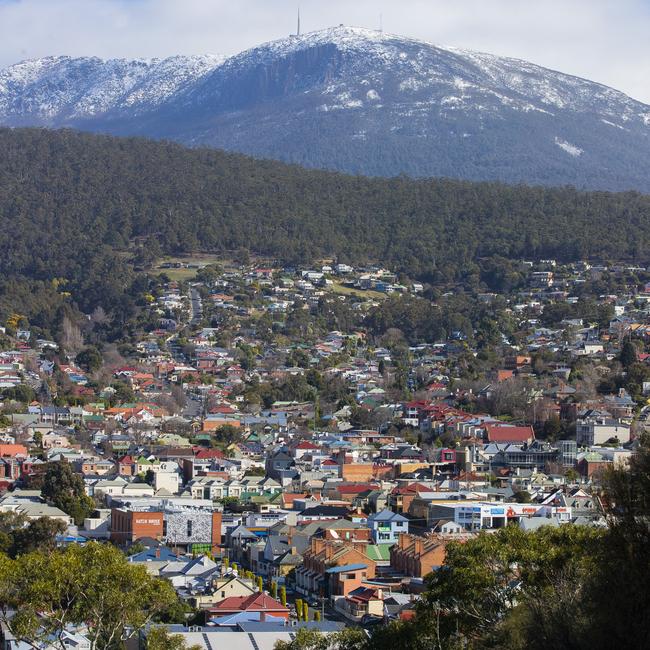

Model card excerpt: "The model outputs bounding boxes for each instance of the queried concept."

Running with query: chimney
[260,611,266,623]
[414,537,424,555]
[155,547,161,559]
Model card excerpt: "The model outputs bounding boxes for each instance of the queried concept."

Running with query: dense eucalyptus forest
[1,127,649,332]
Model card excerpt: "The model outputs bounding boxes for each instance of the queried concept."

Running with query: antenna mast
[297,8,301,36]
[379,13,383,34]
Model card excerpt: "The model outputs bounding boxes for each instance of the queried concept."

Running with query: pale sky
[1,0,649,104]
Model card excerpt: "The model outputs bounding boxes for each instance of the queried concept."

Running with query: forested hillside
[1,127,650,329]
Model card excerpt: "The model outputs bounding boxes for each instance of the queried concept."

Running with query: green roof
[240,492,272,503]
[366,544,392,562]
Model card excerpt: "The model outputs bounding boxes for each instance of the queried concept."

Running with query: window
[187,520,193,537]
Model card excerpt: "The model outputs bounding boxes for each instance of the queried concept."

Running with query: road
[189,287,203,325]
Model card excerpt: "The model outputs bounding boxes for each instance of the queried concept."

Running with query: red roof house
[484,424,535,444]
[209,592,289,620]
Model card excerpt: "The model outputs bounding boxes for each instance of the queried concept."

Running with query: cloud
[1,0,648,103]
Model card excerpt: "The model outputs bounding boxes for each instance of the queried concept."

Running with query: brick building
[110,508,163,545]
[389,533,449,578]
[111,502,222,553]
[295,538,376,598]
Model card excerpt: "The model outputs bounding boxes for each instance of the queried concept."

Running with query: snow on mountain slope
[1,26,649,191]
[184,27,648,125]
[0,54,224,122]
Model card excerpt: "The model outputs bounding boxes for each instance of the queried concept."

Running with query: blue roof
[369,509,409,523]
[56,535,87,543]
[128,547,183,563]
[209,612,286,626]
[162,621,345,634]
[325,563,367,574]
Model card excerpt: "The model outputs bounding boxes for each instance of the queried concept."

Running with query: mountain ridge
[1,26,649,191]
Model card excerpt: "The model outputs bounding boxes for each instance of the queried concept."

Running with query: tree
[0,542,178,650]
[244,466,266,477]
[542,415,562,441]
[0,512,65,558]
[619,339,638,369]
[111,381,135,404]
[590,433,650,647]
[170,384,187,411]
[61,315,84,356]
[126,541,147,557]
[2,384,35,404]
[76,346,103,373]
[419,524,603,647]
[287,349,310,369]
[513,490,532,503]
[256,575,263,592]
[295,598,303,620]
[213,425,242,445]
[279,586,287,607]
[11,516,66,558]
[565,468,579,483]
[270,582,278,599]
[145,626,203,650]
[41,462,95,525]
[274,627,367,650]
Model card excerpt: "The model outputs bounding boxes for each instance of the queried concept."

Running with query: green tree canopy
[41,462,95,525]
[0,542,179,650]
[0,512,66,559]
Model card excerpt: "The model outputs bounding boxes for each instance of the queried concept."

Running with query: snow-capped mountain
[0,54,225,122]
[2,26,649,191]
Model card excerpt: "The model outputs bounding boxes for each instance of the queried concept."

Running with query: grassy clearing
[330,281,386,300]
[151,267,198,281]
[150,254,226,281]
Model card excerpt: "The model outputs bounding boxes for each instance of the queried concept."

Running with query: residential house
[366,509,409,544]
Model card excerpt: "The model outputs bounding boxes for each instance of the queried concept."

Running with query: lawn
[330,281,386,300]
[151,254,226,281]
